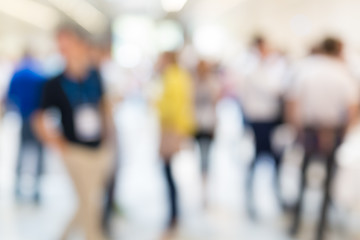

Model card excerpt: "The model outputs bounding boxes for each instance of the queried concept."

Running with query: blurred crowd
[1,22,360,240]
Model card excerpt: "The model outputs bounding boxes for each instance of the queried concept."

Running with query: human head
[309,44,322,55]
[163,51,178,65]
[253,35,265,47]
[196,59,211,79]
[156,51,179,72]
[56,23,90,64]
[320,37,343,58]
[251,35,268,56]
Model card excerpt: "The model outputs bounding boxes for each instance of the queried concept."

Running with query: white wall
[185,0,360,57]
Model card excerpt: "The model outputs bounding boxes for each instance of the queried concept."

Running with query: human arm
[32,110,67,153]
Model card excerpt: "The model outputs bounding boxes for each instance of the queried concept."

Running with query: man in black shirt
[33,24,115,240]
[40,69,105,147]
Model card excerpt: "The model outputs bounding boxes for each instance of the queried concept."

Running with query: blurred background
[2,0,360,240]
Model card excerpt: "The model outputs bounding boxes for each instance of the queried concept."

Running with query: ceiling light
[161,0,188,12]
[193,24,228,57]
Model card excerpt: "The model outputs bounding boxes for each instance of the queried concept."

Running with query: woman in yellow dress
[156,51,195,230]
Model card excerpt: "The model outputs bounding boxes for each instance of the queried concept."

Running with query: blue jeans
[15,120,44,201]
[246,121,282,218]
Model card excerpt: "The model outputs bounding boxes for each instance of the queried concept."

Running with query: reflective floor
[1,97,360,240]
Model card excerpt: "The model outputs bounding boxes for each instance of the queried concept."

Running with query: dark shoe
[167,216,179,230]
[282,203,296,213]
[289,222,299,237]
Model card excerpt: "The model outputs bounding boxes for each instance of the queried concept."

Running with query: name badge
[74,104,102,141]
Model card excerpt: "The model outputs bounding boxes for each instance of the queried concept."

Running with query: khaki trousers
[61,143,113,240]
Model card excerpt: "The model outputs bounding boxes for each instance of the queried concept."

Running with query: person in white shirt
[239,36,288,219]
[286,38,359,240]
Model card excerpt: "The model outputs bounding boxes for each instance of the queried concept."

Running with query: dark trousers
[163,160,178,227]
[102,170,117,232]
[194,131,214,177]
[102,136,120,233]
[291,128,342,240]
[246,121,282,217]
[16,120,44,201]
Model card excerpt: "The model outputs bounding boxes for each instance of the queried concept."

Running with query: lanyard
[61,72,96,108]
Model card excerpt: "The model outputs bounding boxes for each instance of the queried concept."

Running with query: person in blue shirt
[6,53,46,203]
